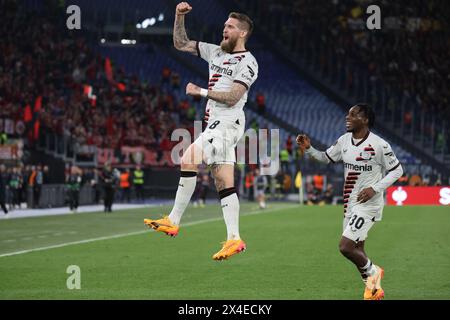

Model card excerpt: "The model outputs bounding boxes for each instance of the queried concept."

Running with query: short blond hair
[229,12,254,40]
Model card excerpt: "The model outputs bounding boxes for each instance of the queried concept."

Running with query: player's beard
[220,37,237,53]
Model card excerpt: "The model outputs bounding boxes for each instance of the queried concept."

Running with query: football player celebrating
[296,104,403,300]
[144,2,258,261]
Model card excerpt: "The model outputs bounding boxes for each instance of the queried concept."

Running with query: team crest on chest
[223,55,245,65]
[356,145,375,161]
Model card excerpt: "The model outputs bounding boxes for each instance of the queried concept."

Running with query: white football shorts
[193,117,245,165]
[342,208,377,242]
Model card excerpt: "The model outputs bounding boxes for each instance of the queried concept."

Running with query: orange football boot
[144,216,179,237]
[212,239,246,261]
[364,266,385,300]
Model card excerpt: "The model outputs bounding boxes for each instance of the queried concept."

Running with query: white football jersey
[196,41,259,121]
[325,131,401,220]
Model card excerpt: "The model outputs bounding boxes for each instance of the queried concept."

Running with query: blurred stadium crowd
[0,2,198,155]
[242,0,449,153]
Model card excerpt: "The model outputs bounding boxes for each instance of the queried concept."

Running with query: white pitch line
[0,204,298,258]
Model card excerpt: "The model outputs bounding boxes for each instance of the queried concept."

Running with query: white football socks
[362,259,378,277]
[219,188,240,240]
[168,171,197,225]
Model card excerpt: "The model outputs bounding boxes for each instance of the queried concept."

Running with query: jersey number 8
[209,120,220,129]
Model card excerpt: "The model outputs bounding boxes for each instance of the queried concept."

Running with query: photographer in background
[100,163,118,213]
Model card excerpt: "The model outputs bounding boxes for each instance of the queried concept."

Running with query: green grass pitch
[0,202,449,300]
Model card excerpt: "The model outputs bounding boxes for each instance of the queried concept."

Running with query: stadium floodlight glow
[139,17,158,29]
[141,18,151,28]
[121,39,137,45]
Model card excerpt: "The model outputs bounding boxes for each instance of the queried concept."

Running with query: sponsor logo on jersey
[344,162,373,171]
[241,74,253,83]
[210,63,233,76]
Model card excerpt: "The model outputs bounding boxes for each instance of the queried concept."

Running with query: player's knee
[339,241,354,257]
[214,177,225,191]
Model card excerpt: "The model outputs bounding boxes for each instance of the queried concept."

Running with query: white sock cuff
[362,259,372,270]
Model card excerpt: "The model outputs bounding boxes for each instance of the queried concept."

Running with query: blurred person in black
[4,167,13,210]
[323,183,334,204]
[17,166,25,209]
[67,166,82,213]
[9,167,21,210]
[43,165,50,184]
[84,168,101,204]
[22,165,31,208]
[0,165,8,214]
[100,163,117,212]
[33,165,43,208]
[92,168,101,204]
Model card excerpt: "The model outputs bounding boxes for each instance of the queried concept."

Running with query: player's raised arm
[296,134,337,164]
[186,82,247,107]
[173,2,197,55]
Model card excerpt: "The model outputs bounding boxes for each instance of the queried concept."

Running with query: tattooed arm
[173,2,198,55]
[206,82,247,107]
[186,82,247,107]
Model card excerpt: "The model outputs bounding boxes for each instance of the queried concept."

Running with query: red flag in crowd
[33,120,40,140]
[24,104,32,122]
[105,57,113,82]
[34,96,42,112]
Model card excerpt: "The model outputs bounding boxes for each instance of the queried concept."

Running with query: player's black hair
[355,103,375,128]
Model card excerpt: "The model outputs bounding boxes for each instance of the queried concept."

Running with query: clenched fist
[296,134,311,156]
[186,82,201,97]
[176,2,192,15]
[296,134,311,149]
